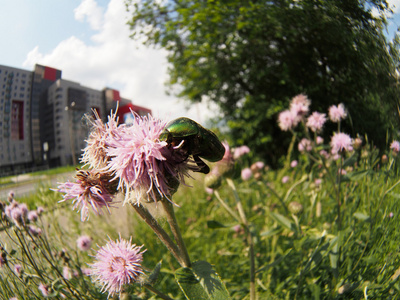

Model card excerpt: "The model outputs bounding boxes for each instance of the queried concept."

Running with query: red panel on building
[11,100,24,140]
[112,90,121,101]
[43,67,57,81]
[118,103,152,124]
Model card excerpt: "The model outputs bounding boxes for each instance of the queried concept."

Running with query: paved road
[0,172,75,200]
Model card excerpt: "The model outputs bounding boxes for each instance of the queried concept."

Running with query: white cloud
[74,0,104,30]
[22,0,216,123]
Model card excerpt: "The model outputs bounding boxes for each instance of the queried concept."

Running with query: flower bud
[288,201,303,215]
[381,154,388,164]
[204,172,222,190]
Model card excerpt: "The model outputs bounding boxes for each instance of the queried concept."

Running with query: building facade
[0,64,151,175]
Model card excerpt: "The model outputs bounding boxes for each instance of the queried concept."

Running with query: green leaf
[353,212,371,222]
[175,261,231,300]
[206,220,227,229]
[346,170,371,181]
[148,260,162,285]
[269,212,297,232]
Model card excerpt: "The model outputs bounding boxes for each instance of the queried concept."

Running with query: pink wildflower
[38,283,50,297]
[330,133,353,154]
[390,140,400,153]
[282,176,289,183]
[28,225,42,237]
[290,94,311,117]
[241,168,252,181]
[28,210,38,222]
[278,110,298,131]
[37,206,45,215]
[55,170,117,222]
[329,103,347,122]
[205,187,214,195]
[233,145,250,159]
[298,138,313,152]
[104,114,190,204]
[81,109,120,169]
[14,264,23,276]
[90,236,146,297]
[290,160,298,168]
[316,136,324,144]
[63,266,72,280]
[306,112,326,132]
[77,235,92,251]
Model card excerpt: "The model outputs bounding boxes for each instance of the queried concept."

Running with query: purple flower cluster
[3,199,42,228]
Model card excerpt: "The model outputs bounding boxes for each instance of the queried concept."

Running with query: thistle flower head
[278,109,298,131]
[390,140,400,153]
[290,94,311,117]
[329,103,347,122]
[81,109,120,169]
[104,113,189,205]
[90,236,146,298]
[77,235,92,251]
[306,111,327,133]
[330,132,353,154]
[55,169,118,221]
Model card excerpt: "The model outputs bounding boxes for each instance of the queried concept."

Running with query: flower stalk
[161,200,191,268]
[130,203,185,267]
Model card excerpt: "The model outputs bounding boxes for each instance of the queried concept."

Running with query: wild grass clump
[1,97,400,299]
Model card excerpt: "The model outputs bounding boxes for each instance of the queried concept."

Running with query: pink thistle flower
[290,94,311,117]
[282,176,289,184]
[38,283,50,297]
[28,225,42,237]
[278,110,299,131]
[316,136,324,144]
[298,138,313,152]
[241,168,252,181]
[390,140,400,153]
[77,235,92,251]
[233,145,250,159]
[205,187,214,195]
[55,170,117,222]
[90,236,146,297]
[329,103,347,122]
[290,160,298,168]
[81,109,120,169]
[37,206,45,215]
[306,112,326,133]
[330,132,353,154]
[28,210,38,222]
[63,266,72,280]
[104,113,189,204]
[14,264,23,276]
[315,179,322,186]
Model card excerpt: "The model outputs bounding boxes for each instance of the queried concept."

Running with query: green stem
[161,200,191,268]
[130,203,184,267]
[144,284,175,300]
[214,190,241,222]
[226,178,256,300]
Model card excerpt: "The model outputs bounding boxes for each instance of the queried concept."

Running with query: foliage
[125,0,400,166]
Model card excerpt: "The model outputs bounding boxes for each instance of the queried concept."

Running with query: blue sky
[1,0,399,122]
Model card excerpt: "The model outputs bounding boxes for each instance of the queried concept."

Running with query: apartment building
[0,64,151,175]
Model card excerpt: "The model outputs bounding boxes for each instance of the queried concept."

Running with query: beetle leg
[193,155,210,174]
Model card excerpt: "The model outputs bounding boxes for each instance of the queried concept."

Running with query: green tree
[126,0,399,166]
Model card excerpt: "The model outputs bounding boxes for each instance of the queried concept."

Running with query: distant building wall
[0,64,152,176]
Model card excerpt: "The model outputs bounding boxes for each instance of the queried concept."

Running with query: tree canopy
[126,0,400,166]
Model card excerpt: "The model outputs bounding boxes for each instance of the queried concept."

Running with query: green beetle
[160,117,225,174]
